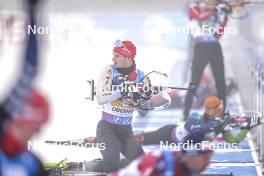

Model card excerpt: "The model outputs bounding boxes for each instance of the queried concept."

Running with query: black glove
[139,80,154,100]
[140,90,152,100]
[119,85,140,100]
[113,77,134,98]
[131,92,142,100]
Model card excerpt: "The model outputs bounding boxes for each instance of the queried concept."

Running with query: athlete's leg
[135,125,176,145]
[86,120,121,172]
[183,43,209,119]
[118,126,144,167]
[209,43,226,110]
[85,125,176,146]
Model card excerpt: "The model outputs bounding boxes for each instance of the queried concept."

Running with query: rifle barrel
[244,1,264,4]
[167,86,194,90]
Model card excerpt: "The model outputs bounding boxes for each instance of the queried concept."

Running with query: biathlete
[84,40,152,173]
[134,96,260,145]
[85,96,261,146]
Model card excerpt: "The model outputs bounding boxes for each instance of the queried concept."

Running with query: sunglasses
[114,40,131,54]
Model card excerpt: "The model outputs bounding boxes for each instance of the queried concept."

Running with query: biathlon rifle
[218,0,264,9]
[86,71,198,106]
[221,111,263,129]
[217,0,264,19]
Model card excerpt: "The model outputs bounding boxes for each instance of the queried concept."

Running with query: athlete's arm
[222,128,249,144]
[96,65,122,105]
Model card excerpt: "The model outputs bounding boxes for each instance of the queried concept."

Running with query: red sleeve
[189,3,215,20]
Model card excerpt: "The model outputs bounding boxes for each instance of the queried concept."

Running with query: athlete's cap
[113,40,136,60]
[204,96,222,114]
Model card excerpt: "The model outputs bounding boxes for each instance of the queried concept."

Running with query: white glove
[247,115,260,128]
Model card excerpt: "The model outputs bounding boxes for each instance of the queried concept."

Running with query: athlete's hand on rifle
[122,91,141,101]
[221,112,232,131]
[114,75,138,100]
[245,114,261,129]
[225,113,262,129]
[119,83,147,101]
[139,75,154,100]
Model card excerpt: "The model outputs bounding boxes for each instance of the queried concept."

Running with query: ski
[45,159,107,176]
